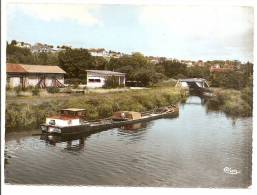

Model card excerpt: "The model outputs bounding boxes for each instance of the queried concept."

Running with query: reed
[6,87,185,130]
[207,88,252,117]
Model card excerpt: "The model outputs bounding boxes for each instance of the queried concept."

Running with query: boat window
[88,79,101,83]
[49,120,55,125]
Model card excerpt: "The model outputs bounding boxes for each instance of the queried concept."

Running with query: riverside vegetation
[207,87,253,117]
[6,87,187,130]
[6,41,253,130]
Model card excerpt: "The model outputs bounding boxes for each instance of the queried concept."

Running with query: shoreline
[6,87,187,131]
[5,86,252,132]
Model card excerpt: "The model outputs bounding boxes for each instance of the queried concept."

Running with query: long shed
[6,63,66,88]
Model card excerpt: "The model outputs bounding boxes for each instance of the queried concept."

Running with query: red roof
[7,63,27,73]
[210,67,233,73]
[6,63,66,74]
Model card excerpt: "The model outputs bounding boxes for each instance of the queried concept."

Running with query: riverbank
[5,96,252,187]
[207,87,252,117]
[6,87,187,131]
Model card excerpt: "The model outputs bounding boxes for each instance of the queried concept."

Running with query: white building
[31,43,54,53]
[7,63,66,88]
[88,48,108,57]
[86,70,126,88]
[15,41,32,49]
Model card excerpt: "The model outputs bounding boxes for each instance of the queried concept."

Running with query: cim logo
[223,167,240,175]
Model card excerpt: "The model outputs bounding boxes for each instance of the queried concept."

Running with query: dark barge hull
[41,108,179,135]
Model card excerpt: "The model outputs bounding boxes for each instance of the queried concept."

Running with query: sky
[7,3,254,62]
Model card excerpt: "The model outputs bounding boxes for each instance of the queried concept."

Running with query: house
[195,60,205,67]
[88,48,108,57]
[31,43,54,53]
[7,63,66,88]
[210,64,233,73]
[181,60,194,67]
[15,41,32,49]
[86,70,125,88]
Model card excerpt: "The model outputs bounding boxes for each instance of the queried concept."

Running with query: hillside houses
[14,41,32,49]
[209,60,240,73]
[88,48,108,57]
[180,60,194,67]
[31,43,55,53]
[88,48,124,58]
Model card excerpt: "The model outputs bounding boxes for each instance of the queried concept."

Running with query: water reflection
[40,122,148,150]
[40,133,89,151]
[120,122,147,132]
[5,96,252,187]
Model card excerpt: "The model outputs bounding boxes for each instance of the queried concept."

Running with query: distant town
[8,40,246,73]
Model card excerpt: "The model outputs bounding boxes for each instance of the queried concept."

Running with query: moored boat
[40,105,179,135]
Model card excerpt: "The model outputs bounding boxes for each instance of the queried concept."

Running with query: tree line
[6,41,253,89]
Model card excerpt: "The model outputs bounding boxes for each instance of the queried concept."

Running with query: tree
[91,56,108,70]
[157,60,187,78]
[209,71,247,89]
[103,76,122,88]
[11,40,17,45]
[186,66,210,79]
[58,48,93,79]
[7,42,34,64]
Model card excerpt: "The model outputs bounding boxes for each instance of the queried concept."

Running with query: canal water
[5,96,252,187]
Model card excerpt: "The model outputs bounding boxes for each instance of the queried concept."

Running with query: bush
[14,86,22,95]
[207,88,252,117]
[32,87,40,96]
[47,87,60,93]
[103,76,123,88]
[65,78,82,85]
[153,78,177,87]
[6,87,184,130]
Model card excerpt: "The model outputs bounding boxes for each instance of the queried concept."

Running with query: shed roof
[7,63,66,74]
[6,63,27,73]
[86,70,125,76]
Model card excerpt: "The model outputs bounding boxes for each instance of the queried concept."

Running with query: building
[181,60,194,67]
[195,60,205,67]
[31,43,54,53]
[7,63,66,88]
[210,64,234,73]
[88,48,124,58]
[86,70,125,88]
[88,48,108,57]
[15,41,32,49]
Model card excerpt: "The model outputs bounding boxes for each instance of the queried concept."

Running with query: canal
[4,96,252,187]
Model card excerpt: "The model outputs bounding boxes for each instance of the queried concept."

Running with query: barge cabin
[43,108,86,133]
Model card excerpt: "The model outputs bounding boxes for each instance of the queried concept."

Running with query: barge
[40,105,179,135]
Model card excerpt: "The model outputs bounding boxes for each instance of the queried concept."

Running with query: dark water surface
[5,96,252,187]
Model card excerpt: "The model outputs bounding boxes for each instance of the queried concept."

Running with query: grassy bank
[6,87,187,131]
[207,87,252,117]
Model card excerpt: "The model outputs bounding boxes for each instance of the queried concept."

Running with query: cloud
[8,3,102,26]
[138,5,253,61]
[139,6,253,37]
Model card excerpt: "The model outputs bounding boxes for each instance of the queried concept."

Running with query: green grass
[6,87,186,130]
[207,87,252,117]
